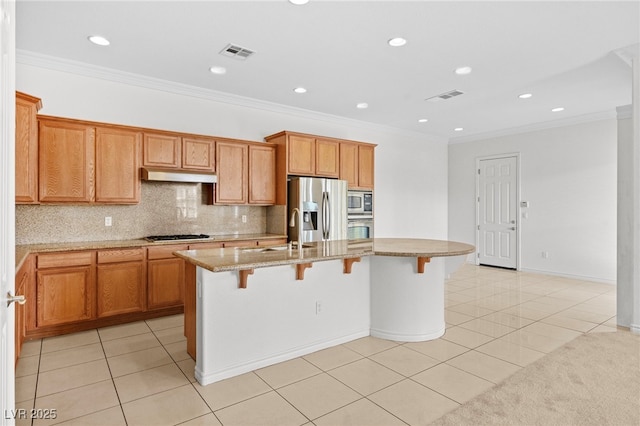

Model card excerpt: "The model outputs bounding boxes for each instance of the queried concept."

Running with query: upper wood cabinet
[273,132,339,178]
[39,119,96,203]
[143,133,215,171]
[215,141,248,204]
[249,144,276,205]
[315,138,340,178]
[215,141,276,205]
[95,127,142,204]
[15,92,42,204]
[182,137,215,171]
[340,142,375,190]
[143,133,181,168]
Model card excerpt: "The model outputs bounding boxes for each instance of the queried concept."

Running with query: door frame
[0,0,16,418]
[475,153,521,270]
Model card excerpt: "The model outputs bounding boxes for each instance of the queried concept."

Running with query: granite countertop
[15,233,287,270]
[174,238,475,273]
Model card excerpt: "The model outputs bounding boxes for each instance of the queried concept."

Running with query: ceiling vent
[219,44,255,60]
[425,89,464,103]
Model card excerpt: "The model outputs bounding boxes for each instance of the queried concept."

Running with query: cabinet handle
[6,292,26,307]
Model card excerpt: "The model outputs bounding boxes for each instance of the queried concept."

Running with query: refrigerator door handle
[324,191,331,239]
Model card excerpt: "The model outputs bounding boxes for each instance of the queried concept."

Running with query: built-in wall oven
[347,190,373,240]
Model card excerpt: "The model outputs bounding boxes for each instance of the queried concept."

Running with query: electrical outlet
[542,251,549,259]
[241,215,247,223]
[316,301,322,315]
[104,217,112,227]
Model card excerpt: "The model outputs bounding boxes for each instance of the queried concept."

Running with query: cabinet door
[358,145,375,189]
[315,138,339,178]
[143,133,181,168]
[36,266,94,327]
[249,144,276,205]
[14,259,31,363]
[288,135,315,175]
[147,258,184,309]
[215,141,248,204]
[15,93,41,204]
[182,137,215,171]
[95,127,141,204]
[39,120,95,203]
[339,142,358,188]
[97,262,145,317]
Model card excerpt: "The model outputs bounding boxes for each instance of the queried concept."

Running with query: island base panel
[370,256,446,342]
[195,259,371,386]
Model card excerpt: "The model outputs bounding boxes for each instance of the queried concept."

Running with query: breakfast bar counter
[175,238,474,386]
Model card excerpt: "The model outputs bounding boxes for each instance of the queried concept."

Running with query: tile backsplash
[16,182,286,244]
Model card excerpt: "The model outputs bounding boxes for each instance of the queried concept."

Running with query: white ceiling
[15,0,640,142]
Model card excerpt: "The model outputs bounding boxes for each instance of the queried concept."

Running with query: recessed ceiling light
[388,37,407,47]
[88,35,110,46]
[518,93,533,99]
[454,127,464,132]
[454,66,472,75]
[209,66,227,75]
[356,103,369,109]
[551,107,565,112]
[294,87,307,94]
[418,118,428,123]
[289,0,309,4]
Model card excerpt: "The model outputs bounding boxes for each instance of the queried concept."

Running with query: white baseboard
[514,267,615,285]
[195,329,369,386]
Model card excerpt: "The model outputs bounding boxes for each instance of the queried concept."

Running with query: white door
[0,0,16,419]
[477,156,518,269]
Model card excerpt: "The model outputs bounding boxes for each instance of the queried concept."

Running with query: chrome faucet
[289,208,303,248]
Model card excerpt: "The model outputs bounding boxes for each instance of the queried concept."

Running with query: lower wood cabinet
[147,245,187,310]
[36,251,95,327]
[14,255,33,364]
[97,248,145,317]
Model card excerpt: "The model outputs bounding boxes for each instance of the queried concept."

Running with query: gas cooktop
[145,234,210,242]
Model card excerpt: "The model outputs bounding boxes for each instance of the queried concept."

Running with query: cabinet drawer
[147,245,188,260]
[37,251,94,269]
[222,240,258,248]
[188,242,223,250]
[257,238,287,247]
[97,248,144,264]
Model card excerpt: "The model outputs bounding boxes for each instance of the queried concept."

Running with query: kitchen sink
[241,243,315,253]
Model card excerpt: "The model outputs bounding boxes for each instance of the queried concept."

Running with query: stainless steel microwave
[347,190,373,217]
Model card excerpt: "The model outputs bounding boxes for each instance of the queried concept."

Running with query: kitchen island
[175,238,474,386]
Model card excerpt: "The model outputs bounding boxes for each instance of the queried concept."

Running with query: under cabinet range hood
[141,168,217,184]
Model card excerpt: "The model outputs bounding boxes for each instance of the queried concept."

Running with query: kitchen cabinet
[315,138,340,178]
[271,132,339,178]
[215,141,277,205]
[215,141,248,204]
[36,251,95,327]
[15,92,41,204]
[340,142,375,189]
[142,132,181,168]
[147,245,187,310]
[182,136,215,171]
[249,144,276,204]
[38,119,96,203]
[14,255,33,364]
[95,127,142,204]
[96,248,145,317]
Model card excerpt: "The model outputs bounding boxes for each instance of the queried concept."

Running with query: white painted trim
[617,104,633,119]
[449,110,617,145]
[630,324,640,335]
[519,267,616,285]
[370,327,444,342]
[475,153,521,270]
[16,49,447,144]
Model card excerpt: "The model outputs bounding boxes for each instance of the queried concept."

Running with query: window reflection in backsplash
[15,182,285,244]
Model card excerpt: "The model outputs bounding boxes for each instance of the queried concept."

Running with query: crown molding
[448,109,618,145]
[17,50,447,145]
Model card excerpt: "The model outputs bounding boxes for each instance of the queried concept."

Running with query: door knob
[6,292,26,307]
[508,227,516,231]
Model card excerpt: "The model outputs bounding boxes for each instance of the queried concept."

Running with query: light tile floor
[15,264,618,425]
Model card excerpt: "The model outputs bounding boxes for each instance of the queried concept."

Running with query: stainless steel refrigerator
[288,177,348,243]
